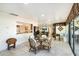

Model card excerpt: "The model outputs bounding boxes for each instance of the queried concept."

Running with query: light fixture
[24,3,29,5]
[41,14,45,17]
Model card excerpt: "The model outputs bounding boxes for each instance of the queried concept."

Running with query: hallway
[0,40,73,56]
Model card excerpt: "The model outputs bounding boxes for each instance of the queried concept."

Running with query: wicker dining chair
[42,37,52,51]
[28,36,40,54]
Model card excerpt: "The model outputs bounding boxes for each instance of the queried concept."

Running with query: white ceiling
[0,3,73,24]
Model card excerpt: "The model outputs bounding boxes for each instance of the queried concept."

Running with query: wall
[48,24,53,37]
[64,25,69,42]
[0,12,38,51]
[56,26,68,42]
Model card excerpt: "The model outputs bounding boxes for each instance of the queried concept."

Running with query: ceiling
[0,3,73,24]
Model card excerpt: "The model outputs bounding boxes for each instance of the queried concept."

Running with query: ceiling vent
[9,13,18,16]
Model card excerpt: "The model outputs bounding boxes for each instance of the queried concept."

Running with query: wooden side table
[56,34,60,41]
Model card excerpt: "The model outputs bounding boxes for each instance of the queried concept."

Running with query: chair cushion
[9,44,14,46]
[30,35,35,39]
[42,42,49,46]
[42,35,47,38]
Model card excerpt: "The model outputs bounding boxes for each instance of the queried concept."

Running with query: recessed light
[41,14,45,17]
[24,3,29,5]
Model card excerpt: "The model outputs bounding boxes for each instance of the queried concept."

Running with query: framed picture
[16,21,33,34]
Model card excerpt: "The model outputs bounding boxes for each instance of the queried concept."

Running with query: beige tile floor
[0,40,73,56]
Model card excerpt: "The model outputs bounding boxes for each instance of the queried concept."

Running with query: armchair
[6,38,17,50]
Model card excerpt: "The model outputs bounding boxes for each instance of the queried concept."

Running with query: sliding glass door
[68,16,79,55]
[69,20,75,53]
[74,16,79,56]
[70,21,74,49]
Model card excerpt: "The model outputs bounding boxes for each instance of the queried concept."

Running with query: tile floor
[0,40,73,56]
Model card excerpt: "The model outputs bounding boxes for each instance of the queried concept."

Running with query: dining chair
[42,37,52,51]
[28,36,40,54]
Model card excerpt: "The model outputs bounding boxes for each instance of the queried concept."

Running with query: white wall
[56,26,66,34]
[0,12,38,51]
[56,26,67,42]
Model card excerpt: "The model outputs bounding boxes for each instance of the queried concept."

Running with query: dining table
[38,35,48,49]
